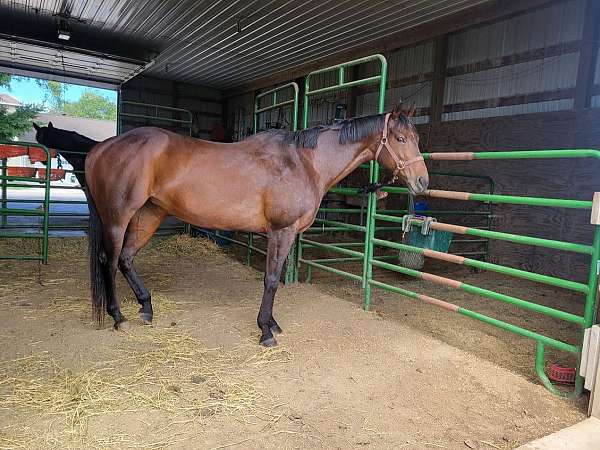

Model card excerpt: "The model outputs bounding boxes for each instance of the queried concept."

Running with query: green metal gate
[291,53,600,397]
[0,142,51,263]
[297,54,387,286]
[363,150,600,397]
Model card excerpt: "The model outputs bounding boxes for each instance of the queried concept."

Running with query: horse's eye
[397,135,406,144]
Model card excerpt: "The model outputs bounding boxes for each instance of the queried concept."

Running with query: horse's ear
[406,102,416,118]
[32,122,40,131]
[390,103,404,119]
[48,122,54,129]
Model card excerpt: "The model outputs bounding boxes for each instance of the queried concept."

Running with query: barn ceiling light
[57,29,70,41]
[56,16,71,41]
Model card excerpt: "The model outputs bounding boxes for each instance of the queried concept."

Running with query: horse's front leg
[257,226,297,347]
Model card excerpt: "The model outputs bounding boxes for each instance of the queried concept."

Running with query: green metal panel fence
[302,148,600,396]
[363,149,600,397]
[298,54,387,286]
[289,53,600,397]
[0,142,51,263]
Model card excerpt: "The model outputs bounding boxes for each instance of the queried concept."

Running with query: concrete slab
[516,417,600,450]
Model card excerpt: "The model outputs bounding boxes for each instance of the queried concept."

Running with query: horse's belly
[151,164,314,233]
[153,191,269,233]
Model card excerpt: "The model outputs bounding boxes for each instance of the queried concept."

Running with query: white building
[0,93,21,113]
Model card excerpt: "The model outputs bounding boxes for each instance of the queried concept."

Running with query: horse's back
[85,126,318,232]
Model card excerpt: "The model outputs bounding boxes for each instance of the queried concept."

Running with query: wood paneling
[574,0,600,109]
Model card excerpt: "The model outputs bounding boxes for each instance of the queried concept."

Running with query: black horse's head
[33,121,84,151]
[32,121,99,186]
[32,121,98,161]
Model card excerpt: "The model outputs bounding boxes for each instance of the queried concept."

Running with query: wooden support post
[574,0,600,109]
[430,34,449,122]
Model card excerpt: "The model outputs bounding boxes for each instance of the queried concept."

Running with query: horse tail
[86,188,107,326]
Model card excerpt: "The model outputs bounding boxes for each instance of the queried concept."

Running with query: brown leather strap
[374,112,423,181]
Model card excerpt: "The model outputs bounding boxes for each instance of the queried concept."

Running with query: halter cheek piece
[374,112,424,182]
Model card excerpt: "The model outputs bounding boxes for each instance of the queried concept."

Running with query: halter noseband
[374,112,424,182]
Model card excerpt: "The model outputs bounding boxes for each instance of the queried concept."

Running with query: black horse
[33,122,99,187]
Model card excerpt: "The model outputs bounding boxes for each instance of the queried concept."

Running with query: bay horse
[85,104,429,346]
[33,121,98,187]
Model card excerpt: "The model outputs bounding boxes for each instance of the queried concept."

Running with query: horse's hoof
[139,311,153,325]
[113,320,130,332]
[260,337,278,347]
[270,324,283,334]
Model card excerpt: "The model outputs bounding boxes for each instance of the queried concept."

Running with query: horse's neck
[309,131,373,196]
[56,133,98,153]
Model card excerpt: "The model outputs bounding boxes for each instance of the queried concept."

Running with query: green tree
[36,79,68,110]
[0,104,41,141]
[0,73,10,89]
[63,90,117,120]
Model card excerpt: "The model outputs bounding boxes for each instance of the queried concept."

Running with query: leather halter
[374,112,424,182]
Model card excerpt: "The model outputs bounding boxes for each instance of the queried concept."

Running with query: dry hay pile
[151,234,223,258]
[48,237,88,260]
[0,233,221,262]
[0,326,290,449]
[46,291,179,322]
[0,237,88,261]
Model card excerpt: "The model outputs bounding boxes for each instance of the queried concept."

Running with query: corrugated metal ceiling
[0,38,144,84]
[2,0,489,89]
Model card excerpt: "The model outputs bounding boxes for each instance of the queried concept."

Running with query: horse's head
[33,121,97,154]
[32,121,58,149]
[374,104,429,195]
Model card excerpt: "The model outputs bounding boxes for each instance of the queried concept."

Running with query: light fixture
[57,18,71,41]
[58,29,70,41]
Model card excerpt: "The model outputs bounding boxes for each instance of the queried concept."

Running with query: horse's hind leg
[257,226,297,347]
[119,202,167,325]
[102,221,130,330]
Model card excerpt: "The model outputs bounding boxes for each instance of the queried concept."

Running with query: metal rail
[118,101,193,136]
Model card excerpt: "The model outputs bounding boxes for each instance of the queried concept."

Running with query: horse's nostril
[418,176,429,191]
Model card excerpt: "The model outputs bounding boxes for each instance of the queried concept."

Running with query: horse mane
[56,128,99,147]
[37,125,99,154]
[266,112,415,149]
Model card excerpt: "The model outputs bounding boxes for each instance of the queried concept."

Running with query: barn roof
[0,0,490,89]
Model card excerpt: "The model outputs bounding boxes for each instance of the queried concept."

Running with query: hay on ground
[152,234,223,257]
[0,326,289,449]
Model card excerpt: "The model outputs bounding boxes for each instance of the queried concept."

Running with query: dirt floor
[0,236,588,449]
[241,232,588,382]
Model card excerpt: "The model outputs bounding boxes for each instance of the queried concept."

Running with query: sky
[0,75,117,107]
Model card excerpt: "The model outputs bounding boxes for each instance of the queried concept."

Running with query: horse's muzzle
[408,176,429,195]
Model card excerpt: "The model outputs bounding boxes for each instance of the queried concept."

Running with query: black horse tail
[86,188,107,326]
